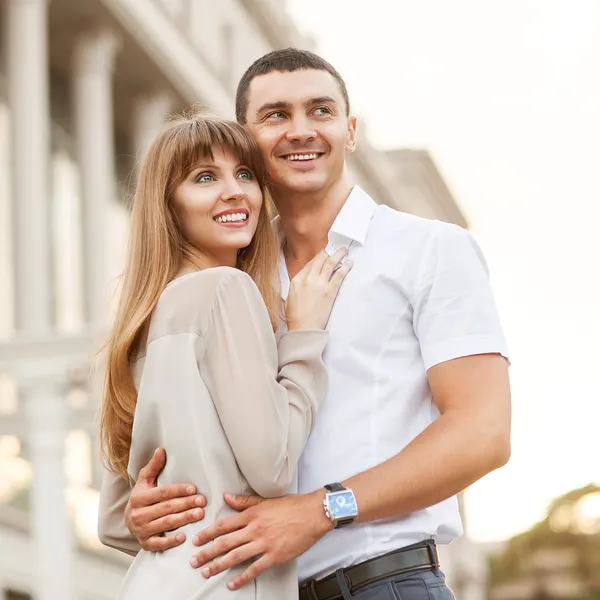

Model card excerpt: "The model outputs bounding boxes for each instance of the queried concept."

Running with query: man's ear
[346,116,357,153]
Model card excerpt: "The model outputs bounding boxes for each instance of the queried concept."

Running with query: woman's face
[171,146,263,267]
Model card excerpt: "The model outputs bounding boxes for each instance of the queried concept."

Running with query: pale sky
[287,0,600,543]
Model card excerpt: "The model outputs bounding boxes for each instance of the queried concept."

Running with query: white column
[23,376,73,600]
[73,30,120,329]
[6,0,52,334]
[132,91,174,172]
[6,4,73,599]
[6,5,76,600]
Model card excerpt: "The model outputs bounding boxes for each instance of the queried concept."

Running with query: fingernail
[228,581,237,590]
[176,533,185,542]
[201,568,210,578]
[192,535,200,545]
[195,496,204,506]
[190,558,199,568]
[186,485,195,494]
[192,509,202,519]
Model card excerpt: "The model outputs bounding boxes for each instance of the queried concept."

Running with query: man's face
[244,69,356,197]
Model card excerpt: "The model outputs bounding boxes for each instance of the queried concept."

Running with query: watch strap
[334,517,355,528]
[324,482,345,492]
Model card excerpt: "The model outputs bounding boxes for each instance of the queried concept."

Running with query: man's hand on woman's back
[126,448,206,551]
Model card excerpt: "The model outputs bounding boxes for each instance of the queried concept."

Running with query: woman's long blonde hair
[101,113,279,480]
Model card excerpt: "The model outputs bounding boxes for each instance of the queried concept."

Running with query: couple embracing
[99,48,511,600]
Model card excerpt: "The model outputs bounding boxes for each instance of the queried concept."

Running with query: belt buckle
[306,578,318,600]
[426,540,440,572]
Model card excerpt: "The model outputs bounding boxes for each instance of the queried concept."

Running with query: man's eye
[267,111,285,119]
[195,172,215,183]
[313,106,331,116]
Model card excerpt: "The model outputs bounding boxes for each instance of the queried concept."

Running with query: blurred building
[0,1,473,599]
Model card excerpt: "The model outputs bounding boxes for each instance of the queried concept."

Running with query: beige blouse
[98,267,329,600]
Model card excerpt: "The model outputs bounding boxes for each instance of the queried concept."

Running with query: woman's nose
[220,181,245,202]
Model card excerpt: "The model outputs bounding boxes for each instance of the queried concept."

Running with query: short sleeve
[412,225,509,370]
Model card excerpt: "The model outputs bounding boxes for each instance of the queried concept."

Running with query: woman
[98,113,352,600]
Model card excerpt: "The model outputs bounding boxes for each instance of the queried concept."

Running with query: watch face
[328,491,358,519]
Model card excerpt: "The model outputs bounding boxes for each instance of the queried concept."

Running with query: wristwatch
[323,483,359,528]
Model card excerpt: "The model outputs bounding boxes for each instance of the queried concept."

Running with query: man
[99,48,511,599]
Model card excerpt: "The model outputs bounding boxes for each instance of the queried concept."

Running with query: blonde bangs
[167,117,267,191]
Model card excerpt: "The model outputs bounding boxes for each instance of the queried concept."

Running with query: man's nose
[285,116,317,144]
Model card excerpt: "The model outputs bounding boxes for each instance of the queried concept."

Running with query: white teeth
[285,153,319,161]
[215,213,248,223]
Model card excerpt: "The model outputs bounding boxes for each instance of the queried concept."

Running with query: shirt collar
[273,185,378,250]
[327,185,378,246]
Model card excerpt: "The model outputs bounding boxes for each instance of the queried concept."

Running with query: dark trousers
[332,568,455,600]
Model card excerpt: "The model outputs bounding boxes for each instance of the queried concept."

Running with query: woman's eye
[237,170,254,180]
[195,172,215,183]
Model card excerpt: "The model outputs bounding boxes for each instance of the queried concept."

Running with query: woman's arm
[200,269,328,498]
[98,469,140,556]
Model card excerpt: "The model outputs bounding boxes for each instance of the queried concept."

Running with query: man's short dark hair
[235,48,350,124]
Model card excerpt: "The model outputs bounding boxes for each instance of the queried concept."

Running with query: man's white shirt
[275,186,509,582]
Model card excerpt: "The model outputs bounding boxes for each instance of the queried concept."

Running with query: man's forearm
[337,409,510,524]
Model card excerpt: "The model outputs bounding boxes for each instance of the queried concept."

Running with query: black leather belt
[299,540,439,600]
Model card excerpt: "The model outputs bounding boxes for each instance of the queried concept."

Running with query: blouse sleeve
[199,269,328,497]
[97,468,140,557]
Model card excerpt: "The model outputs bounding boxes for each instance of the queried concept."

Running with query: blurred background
[0,0,599,599]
